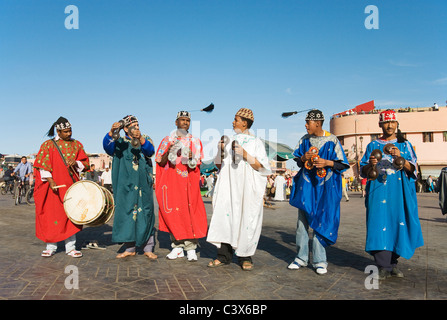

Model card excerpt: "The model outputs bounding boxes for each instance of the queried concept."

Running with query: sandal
[67,250,83,258]
[41,250,55,257]
[116,251,136,259]
[241,261,253,271]
[143,252,158,260]
[207,259,228,268]
[86,241,106,250]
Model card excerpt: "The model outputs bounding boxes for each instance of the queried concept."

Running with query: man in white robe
[207,108,271,271]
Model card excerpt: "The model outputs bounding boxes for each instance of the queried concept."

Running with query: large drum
[63,180,115,227]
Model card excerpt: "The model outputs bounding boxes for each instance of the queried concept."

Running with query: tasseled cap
[305,109,324,121]
[46,116,71,137]
[122,115,138,127]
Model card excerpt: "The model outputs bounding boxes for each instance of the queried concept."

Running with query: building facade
[330,105,447,181]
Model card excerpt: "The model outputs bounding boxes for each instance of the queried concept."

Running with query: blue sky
[1,0,446,163]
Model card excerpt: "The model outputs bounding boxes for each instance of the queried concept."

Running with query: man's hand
[368,155,378,166]
[233,143,245,157]
[301,150,317,162]
[47,177,58,192]
[313,157,334,168]
[109,122,122,136]
[388,146,401,158]
[67,158,78,168]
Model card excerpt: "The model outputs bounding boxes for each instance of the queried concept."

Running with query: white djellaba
[206,132,271,257]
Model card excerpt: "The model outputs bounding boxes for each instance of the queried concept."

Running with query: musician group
[33,108,423,280]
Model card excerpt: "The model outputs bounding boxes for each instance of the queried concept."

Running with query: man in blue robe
[103,115,157,259]
[288,109,349,275]
[360,109,424,280]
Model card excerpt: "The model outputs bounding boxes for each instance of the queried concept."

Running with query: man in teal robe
[103,115,157,259]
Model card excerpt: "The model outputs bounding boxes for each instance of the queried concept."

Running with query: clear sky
[1,0,446,164]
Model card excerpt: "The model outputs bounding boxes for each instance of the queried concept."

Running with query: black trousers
[217,243,252,264]
[372,250,400,271]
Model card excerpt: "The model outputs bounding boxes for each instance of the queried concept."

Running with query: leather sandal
[116,251,136,259]
[207,259,228,268]
[241,261,253,271]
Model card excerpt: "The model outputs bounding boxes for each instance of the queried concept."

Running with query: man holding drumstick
[34,116,90,258]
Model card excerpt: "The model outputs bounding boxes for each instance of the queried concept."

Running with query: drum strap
[51,139,77,183]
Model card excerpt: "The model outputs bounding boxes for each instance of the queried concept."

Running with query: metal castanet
[168,140,182,164]
[303,147,326,177]
[383,143,394,155]
[232,140,242,165]
[218,135,230,162]
[382,143,405,170]
[304,146,319,170]
[111,120,125,141]
[393,156,405,170]
[367,149,382,180]
[316,168,326,178]
[127,125,141,148]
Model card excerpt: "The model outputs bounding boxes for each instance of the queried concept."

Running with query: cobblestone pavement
[0,191,446,303]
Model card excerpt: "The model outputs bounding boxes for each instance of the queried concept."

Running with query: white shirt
[101,170,112,185]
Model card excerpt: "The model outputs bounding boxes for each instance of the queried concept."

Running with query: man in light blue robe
[360,109,424,279]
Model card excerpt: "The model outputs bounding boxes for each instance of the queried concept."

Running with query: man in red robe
[33,117,90,257]
[155,111,208,261]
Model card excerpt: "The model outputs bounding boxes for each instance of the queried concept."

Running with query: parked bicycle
[1,179,15,195]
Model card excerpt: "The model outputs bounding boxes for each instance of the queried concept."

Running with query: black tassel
[46,122,57,137]
[281,108,312,118]
[45,116,70,137]
[201,103,214,113]
[281,111,298,118]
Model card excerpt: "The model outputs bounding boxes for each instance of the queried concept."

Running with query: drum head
[64,181,105,225]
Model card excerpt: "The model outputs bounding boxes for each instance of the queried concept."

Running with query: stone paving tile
[0,192,446,302]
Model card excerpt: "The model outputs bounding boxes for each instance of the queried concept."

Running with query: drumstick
[53,185,66,189]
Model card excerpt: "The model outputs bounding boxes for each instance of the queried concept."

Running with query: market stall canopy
[200,160,219,175]
[261,139,294,161]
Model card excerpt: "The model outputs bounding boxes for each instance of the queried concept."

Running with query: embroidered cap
[379,109,397,123]
[55,117,72,130]
[305,109,324,121]
[235,108,254,121]
[122,115,138,127]
[176,111,191,120]
[46,116,71,137]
